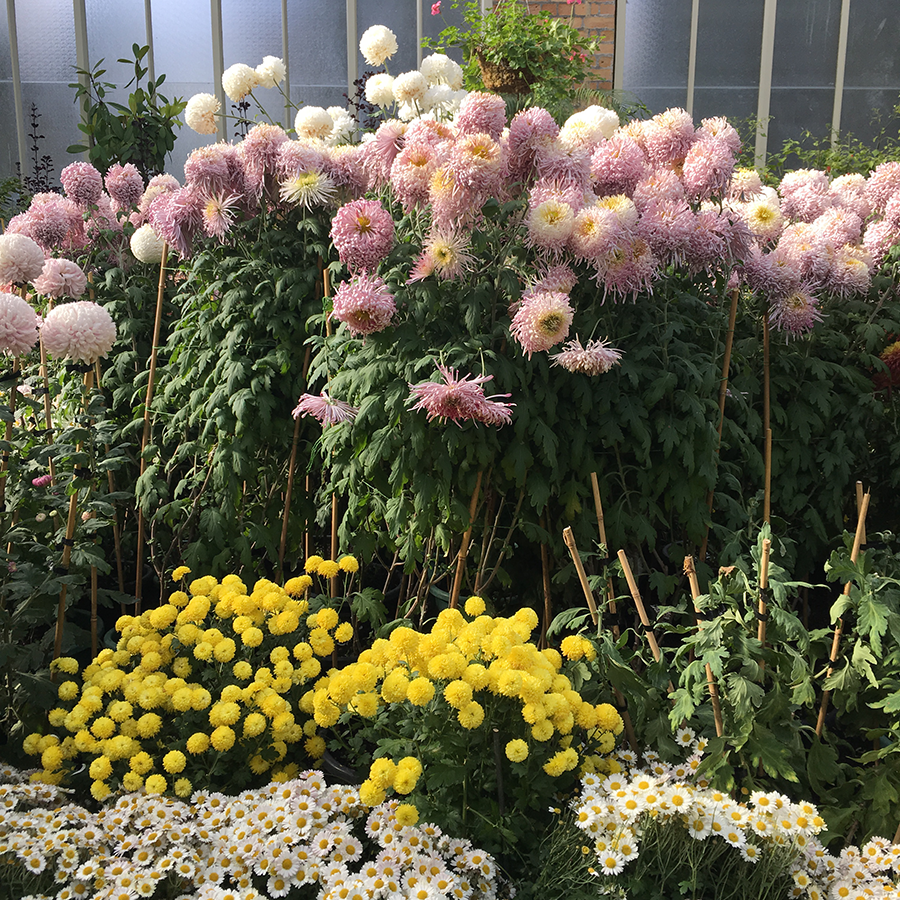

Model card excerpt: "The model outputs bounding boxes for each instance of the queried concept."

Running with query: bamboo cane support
[0,358,19,508]
[134,242,169,610]
[757,538,771,647]
[330,493,338,599]
[449,470,483,609]
[763,309,772,524]
[90,525,99,659]
[39,337,56,484]
[684,556,725,738]
[53,369,94,660]
[589,472,618,626]
[700,288,740,561]
[856,481,866,545]
[562,526,598,626]
[816,491,870,737]
[764,427,772,524]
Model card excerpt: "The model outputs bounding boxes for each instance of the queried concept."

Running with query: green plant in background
[426,0,601,109]
[68,44,186,180]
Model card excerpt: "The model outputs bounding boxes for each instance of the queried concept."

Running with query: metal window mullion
[282,0,290,129]
[755,0,778,168]
[73,0,91,159]
[831,0,851,147]
[346,0,357,109]
[145,0,155,85]
[210,0,226,142]
[613,0,626,94]
[6,0,27,181]
[686,0,699,115]
[417,0,423,69]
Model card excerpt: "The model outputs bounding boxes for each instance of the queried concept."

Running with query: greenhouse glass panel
[287,0,347,113]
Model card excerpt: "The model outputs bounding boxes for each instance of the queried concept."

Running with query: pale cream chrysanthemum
[419,53,464,90]
[393,71,428,105]
[294,106,335,141]
[595,194,639,229]
[184,93,220,135]
[744,198,785,243]
[41,300,117,363]
[0,233,45,285]
[0,292,40,356]
[327,107,355,145]
[130,224,166,264]
[559,106,619,149]
[256,55,286,88]
[359,25,398,66]
[222,63,260,102]
[365,73,395,108]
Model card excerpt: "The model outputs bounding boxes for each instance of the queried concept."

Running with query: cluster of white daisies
[571,732,900,900]
[0,763,505,900]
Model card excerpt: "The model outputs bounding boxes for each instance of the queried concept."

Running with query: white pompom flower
[130,224,166,264]
[365,73,396,108]
[393,71,428,105]
[359,25,398,66]
[41,301,117,363]
[0,291,40,356]
[222,63,260,102]
[0,234,46,286]
[294,106,335,141]
[184,93,221,135]
[256,55,286,88]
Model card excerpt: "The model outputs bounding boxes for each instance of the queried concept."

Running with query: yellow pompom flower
[48,708,68,728]
[305,735,326,758]
[89,756,113,781]
[334,622,354,643]
[57,681,80,701]
[560,635,585,660]
[381,669,410,703]
[41,745,64,770]
[338,555,359,573]
[129,751,154,774]
[122,771,143,792]
[163,750,187,774]
[50,656,79,675]
[299,658,321,679]
[186,732,210,754]
[443,680,473,709]
[505,739,529,763]
[369,757,397,789]
[316,607,340,630]
[193,641,214,661]
[90,717,116,739]
[407,677,435,706]
[242,627,264,648]
[137,713,162,738]
[210,725,236,751]
[464,596,486,617]
[394,757,422,794]
[213,638,236,663]
[243,713,267,738]
[284,575,313,595]
[309,628,335,657]
[171,657,192,678]
[595,703,623,734]
[145,773,167,794]
[189,575,217,596]
[169,590,190,608]
[352,693,379,718]
[90,780,111,801]
[359,779,386,807]
[172,566,191,581]
[395,803,419,826]
[209,701,241,727]
[462,664,490,691]
[148,605,178,630]
[304,555,324,574]
[233,660,253,681]
[174,777,193,797]
[543,747,579,777]
[457,701,485,729]
[317,560,340,579]
[532,720,554,742]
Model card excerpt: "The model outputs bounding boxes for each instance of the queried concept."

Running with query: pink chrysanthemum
[330,199,394,272]
[41,300,117,362]
[866,161,900,214]
[769,287,822,337]
[0,291,40,356]
[779,169,831,220]
[292,390,359,427]
[429,168,480,231]
[682,208,732,273]
[529,176,587,212]
[590,134,649,197]
[509,291,574,357]
[238,123,289,198]
[324,144,371,199]
[276,140,327,180]
[823,245,873,298]
[456,91,506,140]
[105,163,144,209]
[147,186,204,259]
[742,197,785,244]
[18,192,83,251]
[60,161,104,208]
[184,144,239,197]
[728,167,764,202]
[408,364,513,426]
[569,205,622,260]
[531,263,579,294]
[201,192,243,240]
[740,245,802,299]
[681,137,736,201]
[637,198,694,265]
[408,230,473,282]
[0,233,46,285]
[139,174,181,220]
[551,336,622,375]
[447,132,504,195]
[330,273,396,336]
[811,206,862,248]
[596,235,658,300]
[31,258,87,299]
[390,141,439,210]
[507,107,559,183]
[643,108,695,165]
[631,169,685,211]
[830,173,871,219]
[697,117,741,154]
[535,144,592,192]
[778,222,830,284]
[862,218,899,267]
[364,120,408,187]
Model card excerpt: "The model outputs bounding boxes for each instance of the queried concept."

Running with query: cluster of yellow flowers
[302,595,624,806]
[24,561,356,801]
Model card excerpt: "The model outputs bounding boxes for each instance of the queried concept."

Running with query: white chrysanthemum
[326,107,355,145]
[130,224,166,264]
[560,106,619,150]
[41,301,117,363]
[359,25,398,66]
[420,53,464,90]
[423,84,454,114]
[256,55,286,88]
[294,106,335,141]
[365,73,396,108]
[744,198,785,242]
[0,291,40,356]
[393,71,428,105]
[184,93,220,135]
[222,63,260,102]
[0,233,45,286]
[595,194,639,229]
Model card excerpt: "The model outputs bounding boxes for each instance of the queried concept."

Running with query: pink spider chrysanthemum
[830,173,871,219]
[0,291,40,356]
[823,245,873,298]
[507,107,559,183]
[408,230,473,282]
[365,120,408,187]
[681,137,735,201]
[697,117,741,154]
[632,169,685,211]
[509,291,574,357]
[569,205,622,260]
[446,132,504,195]
[596,235,658,300]
[551,336,623,375]
[201,192,243,241]
[390,141,439,210]
[105,163,144,210]
[60,161,104,208]
[31,258,87,300]
[330,273,396,336]
[184,145,240,197]
[455,91,507,140]
[147,186,204,259]
[408,364,513,426]
[330,199,395,272]
[238,123,289,198]
[292,391,359,427]
[590,134,649,198]
[16,192,83,252]
[138,174,181,221]
[637,198,695,266]
[643,107,695,166]
[769,287,822,337]
[866,161,900,214]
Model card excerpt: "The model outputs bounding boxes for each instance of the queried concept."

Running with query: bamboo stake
[763,309,772,525]
[816,491,870,737]
[53,369,94,660]
[562,526,598,625]
[539,532,552,649]
[278,416,302,580]
[330,493,338,599]
[0,358,19,508]
[39,337,57,484]
[449,469,483,609]
[764,427,772,524]
[700,288,740,561]
[856,481,866,545]
[684,556,725,738]
[757,538,771,647]
[589,472,618,629]
[134,242,169,611]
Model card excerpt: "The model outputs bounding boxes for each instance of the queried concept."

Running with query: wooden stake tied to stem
[589,472,618,628]
[815,490,870,737]
[683,556,725,738]
[757,538,772,648]
[449,470,483,609]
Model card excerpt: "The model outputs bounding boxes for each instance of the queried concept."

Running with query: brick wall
[530,0,616,92]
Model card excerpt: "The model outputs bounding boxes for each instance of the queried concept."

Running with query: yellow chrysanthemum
[210,725,236,752]
[317,560,340,579]
[242,627,264,648]
[407,677,435,706]
[359,779,386,807]
[90,780,111,801]
[505,739,529,763]
[174,777,193,797]
[464,596,486,617]
[122,771,143,792]
[443,680,473,710]
[457,701,484,730]
[304,555,325,574]
[88,756,113,781]
[162,750,186,774]
[334,622,354,643]
[50,656,79,675]
[172,566,191,581]
[129,751,153,774]
[395,803,418,826]
[284,574,314,595]
[338,555,359,573]
[145,773,167,794]
[186,732,210,754]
